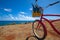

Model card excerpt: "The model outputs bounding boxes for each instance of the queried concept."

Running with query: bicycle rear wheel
[32,20,47,39]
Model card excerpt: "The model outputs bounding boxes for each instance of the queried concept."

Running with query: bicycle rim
[32,20,47,39]
[26,36,38,40]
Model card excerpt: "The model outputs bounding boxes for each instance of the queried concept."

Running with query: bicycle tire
[26,35,44,40]
[32,20,47,39]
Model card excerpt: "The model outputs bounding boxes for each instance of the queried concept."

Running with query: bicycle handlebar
[45,1,60,9]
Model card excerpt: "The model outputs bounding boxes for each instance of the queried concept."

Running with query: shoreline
[0,21,33,26]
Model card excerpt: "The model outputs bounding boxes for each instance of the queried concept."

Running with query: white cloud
[9,14,15,20]
[19,12,26,14]
[0,14,14,21]
[0,11,40,21]
[4,8,12,12]
[29,8,32,11]
[0,13,60,21]
[6,14,40,21]
[18,14,39,21]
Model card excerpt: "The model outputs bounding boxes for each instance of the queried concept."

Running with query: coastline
[0,21,33,26]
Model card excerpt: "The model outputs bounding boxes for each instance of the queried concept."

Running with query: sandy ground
[0,21,60,40]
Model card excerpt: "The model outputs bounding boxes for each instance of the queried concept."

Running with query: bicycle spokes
[32,20,47,39]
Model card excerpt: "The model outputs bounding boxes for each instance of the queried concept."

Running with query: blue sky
[0,0,60,21]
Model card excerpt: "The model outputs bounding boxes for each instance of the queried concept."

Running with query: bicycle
[32,14,60,39]
[32,0,60,40]
[26,0,60,40]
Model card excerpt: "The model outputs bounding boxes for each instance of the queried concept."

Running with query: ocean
[0,21,34,26]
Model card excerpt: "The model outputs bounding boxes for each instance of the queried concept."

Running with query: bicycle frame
[39,14,60,35]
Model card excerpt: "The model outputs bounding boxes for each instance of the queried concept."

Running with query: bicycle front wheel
[32,20,47,39]
[26,36,38,40]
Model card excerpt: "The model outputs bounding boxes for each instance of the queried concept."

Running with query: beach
[0,21,60,40]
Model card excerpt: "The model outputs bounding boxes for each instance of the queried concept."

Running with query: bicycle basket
[32,4,43,17]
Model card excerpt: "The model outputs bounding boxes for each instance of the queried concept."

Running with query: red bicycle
[32,14,60,40]
[26,0,60,40]
[32,0,60,40]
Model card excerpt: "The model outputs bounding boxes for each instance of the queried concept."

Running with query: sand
[0,21,60,40]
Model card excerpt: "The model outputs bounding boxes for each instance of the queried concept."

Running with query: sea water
[0,21,33,26]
